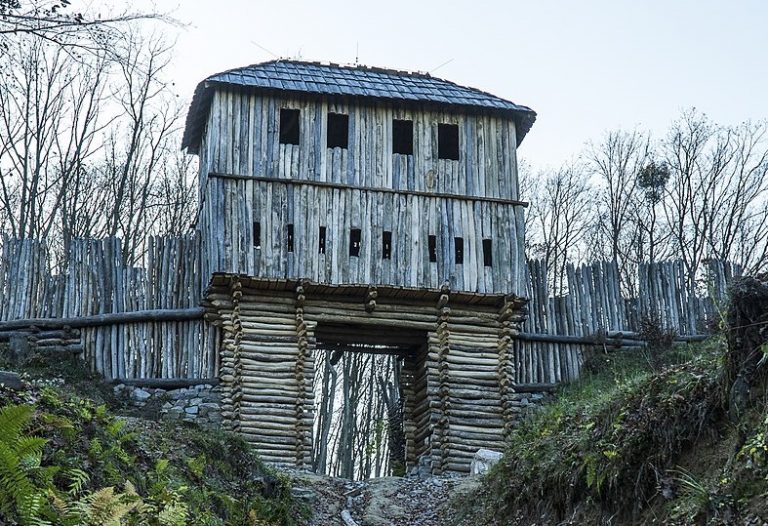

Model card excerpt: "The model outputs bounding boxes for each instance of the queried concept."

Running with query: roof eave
[182,81,537,154]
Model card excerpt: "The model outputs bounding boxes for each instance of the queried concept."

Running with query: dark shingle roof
[182,60,536,154]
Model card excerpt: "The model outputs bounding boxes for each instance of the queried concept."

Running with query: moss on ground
[0,352,308,526]
[455,338,768,525]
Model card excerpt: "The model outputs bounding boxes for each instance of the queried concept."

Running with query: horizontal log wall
[202,89,520,200]
[0,237,217,380]
[204,277,522,474]
[199,176,524,294]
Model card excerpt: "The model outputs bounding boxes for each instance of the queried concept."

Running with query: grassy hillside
[457,337,768,525]
[0,354,307,526]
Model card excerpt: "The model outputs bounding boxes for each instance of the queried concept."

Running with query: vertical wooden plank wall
[196,90,527,296]
[203,90,520,200]
[199,179,521,294]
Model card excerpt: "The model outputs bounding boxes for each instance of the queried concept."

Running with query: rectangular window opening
[279,108,300,145]
[483,239,493,267]
[428,235,437,263]
[319,226,327,254]
[286,224,294,253]
[454,237,464,264]
[327,112,349,149]
[253,221,261,249]
[392,119,413,155]
[438,123,459,160]
[350,228,361,257]
[382,231,392,260]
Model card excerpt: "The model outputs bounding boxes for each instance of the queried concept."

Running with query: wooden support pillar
[219,277,243,433]
[434,282,451,474]
[498,296,528,437]
[294,282,309,468]
[365,286,378,313]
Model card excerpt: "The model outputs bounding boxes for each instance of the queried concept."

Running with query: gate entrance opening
[311,323,427,480]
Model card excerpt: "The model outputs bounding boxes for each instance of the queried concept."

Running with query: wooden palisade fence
[0,235,739,387]
[0,236,218,380]
[517,258,740,384]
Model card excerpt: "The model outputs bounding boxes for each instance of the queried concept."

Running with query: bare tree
[585,130,650,291]
[0,0,173,57]
[525,163,593,294]
[0,22,196,265]
[0,34,108,241]
[661,110,768,280]
[635,160,671,266]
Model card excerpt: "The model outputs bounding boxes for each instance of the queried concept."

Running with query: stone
[291,487,317,505]
[131,388,151,401]
[199,402,220,410]
[470,449,503,475]
[184,406,199,415]
[0,371,24,390]
[190,397,203,406]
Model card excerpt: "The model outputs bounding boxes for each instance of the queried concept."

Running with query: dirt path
[288,471,480,526]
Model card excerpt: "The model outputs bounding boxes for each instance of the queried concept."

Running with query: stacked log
[0,328,82,356]
[218,278,243,432]
[497,299,521,437]
[443,328,507,472]
[212,290,316,466]
[405,344,431,467]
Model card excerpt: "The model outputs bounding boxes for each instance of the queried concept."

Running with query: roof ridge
[206,59,437,82]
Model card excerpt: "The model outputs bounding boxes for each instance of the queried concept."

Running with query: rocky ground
[287,470,481,526]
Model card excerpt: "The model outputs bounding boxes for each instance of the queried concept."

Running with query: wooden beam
[208,171,530,207]
[0,308,205,331]
[110,377,219,389]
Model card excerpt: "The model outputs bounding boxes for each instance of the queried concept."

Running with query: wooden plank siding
[202,89,521,199]
[199,177,523,293]
[196,89,526,295]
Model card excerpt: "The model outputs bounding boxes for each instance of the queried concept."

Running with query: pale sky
[134,0,767,169]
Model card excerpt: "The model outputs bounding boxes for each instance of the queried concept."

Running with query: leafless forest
[2,1,768,480]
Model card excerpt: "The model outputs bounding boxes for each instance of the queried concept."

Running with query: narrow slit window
[327,113,349,149]
[279,108,300,145]
[253,222,261,249]
[483,239,493,267]
[286,224,294,252]
[350,228,361,257]
[392,119,413,155]
[438,123,459,160]
[319,226,327,254]
[382,231,392,260]
[454,237,464,264]
[428,235,437,263]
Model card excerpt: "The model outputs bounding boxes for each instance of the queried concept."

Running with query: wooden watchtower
[182,60,536,474]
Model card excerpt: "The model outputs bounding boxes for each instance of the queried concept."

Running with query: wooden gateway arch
[182,60,536,474]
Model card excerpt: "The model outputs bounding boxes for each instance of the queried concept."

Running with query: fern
[157,500,189,526]
[0,404,53,526]
[65,468,90,496]
[0,405,36,444]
